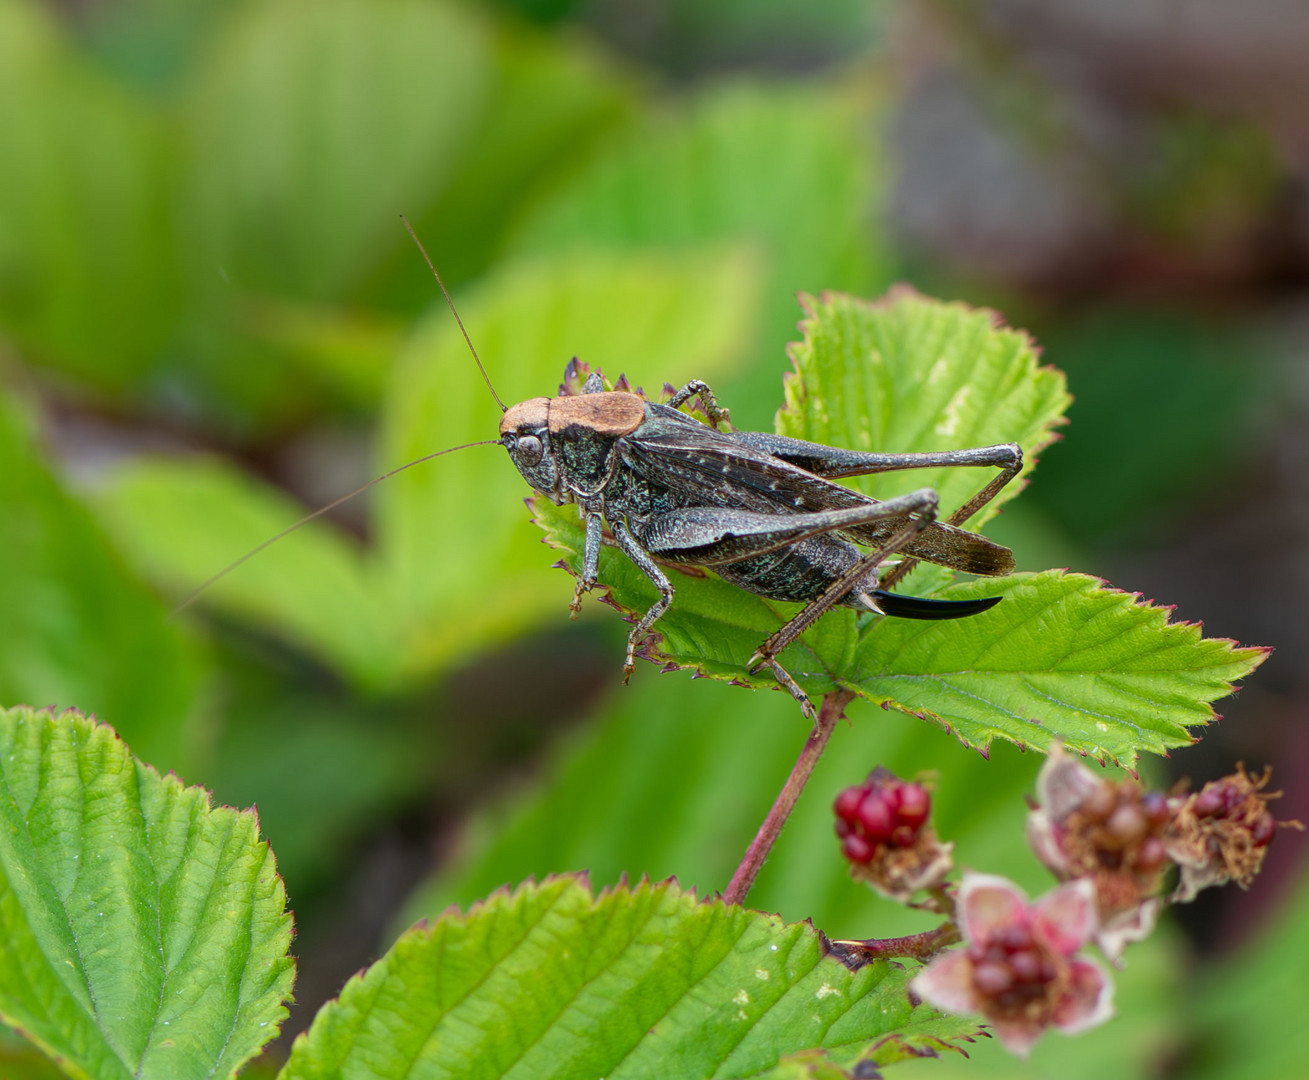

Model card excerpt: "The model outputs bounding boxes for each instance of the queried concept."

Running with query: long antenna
[400,214,506,413]
[169,439,501,618]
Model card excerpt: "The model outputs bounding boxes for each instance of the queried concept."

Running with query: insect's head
[500,397,562,499]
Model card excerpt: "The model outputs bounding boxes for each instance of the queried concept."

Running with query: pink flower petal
[910,951,979,1016]
[1031,878,1098,955]
[1097,900,1160,965]
[1026,809,1068,875]
[988,1017,1045,1059]
[1052,958,1115,1034]
[1037,745,1104,820]
[958,873,1028,944]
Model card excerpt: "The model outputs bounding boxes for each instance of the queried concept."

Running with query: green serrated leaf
[850,571,1267,765]
[281,876,974,1080]
[779,289,1070,526]
[0,706,294,1080]
[532,290,1263,766]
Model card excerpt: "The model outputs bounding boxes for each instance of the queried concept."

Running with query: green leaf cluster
[2,706,984,1080]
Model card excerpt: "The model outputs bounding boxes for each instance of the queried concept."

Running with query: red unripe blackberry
[1140,791,1171,828]
[834,786,864,823]
[1135,836,1168,873]
[834,771,939,876]
[1106,804,1148,845]
[1193,787,1226,818]
[841,833,874,864]
[1251,811,1277,847]
[857,794,894,843]
[897,783,931,829]
[973,961,1014,995]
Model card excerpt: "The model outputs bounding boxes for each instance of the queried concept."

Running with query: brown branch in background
[723,689,855,906]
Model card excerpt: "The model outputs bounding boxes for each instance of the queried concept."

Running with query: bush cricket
[181,221,1022,722]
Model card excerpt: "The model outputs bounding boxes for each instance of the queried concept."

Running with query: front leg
[666,379,731,429]
[611,519,674,683]
[570,508,604,618]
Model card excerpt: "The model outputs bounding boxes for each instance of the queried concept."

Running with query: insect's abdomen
[711,536,872,607]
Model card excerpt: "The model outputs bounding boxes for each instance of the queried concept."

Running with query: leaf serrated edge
[0,705,295,1080]
[857,571,1271,767]
[777,286,1073,529]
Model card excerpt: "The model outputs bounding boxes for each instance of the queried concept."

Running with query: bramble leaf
[849,570,1266,765]
[777,289,1069,528]
[280,876,975,1080]
[0,706,293,1080]
[534,290,1265,766]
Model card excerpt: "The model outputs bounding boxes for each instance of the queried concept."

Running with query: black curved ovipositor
[871,590,1003,621]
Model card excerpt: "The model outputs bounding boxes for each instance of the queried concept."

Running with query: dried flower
[1027,746,1171,959]
[1165,765,1298,902]
[834,768,953,902]
[911,874,1114,1058]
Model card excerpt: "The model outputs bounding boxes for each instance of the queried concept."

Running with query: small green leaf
[0,706,294,1080]
[281,876,973,1080]
[533,290,1263,766]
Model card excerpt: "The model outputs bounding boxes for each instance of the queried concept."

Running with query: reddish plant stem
[833,921,961,961]
[723,689,855,906]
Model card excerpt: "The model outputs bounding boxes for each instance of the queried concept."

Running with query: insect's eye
[516,434,544,466]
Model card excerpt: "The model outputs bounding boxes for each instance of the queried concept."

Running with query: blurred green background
[2,0,1308,1076]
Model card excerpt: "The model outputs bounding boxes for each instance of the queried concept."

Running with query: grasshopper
[499,364,1020,721]
[183,222,1022,722]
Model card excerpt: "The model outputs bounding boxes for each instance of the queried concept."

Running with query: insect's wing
[625,406,1014,576]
